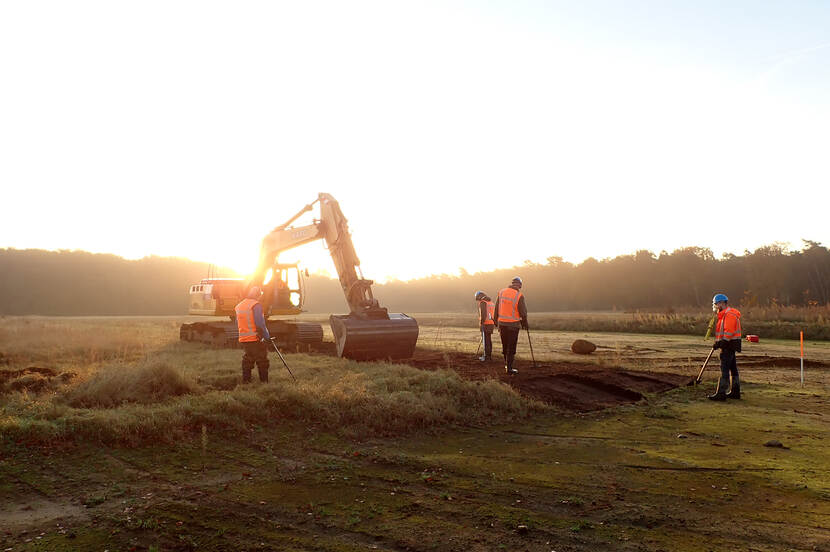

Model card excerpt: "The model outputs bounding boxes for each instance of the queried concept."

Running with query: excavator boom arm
[317,194,384,316]
[248,193,418,359]
[252,193,384,317]
[252,222,324,288]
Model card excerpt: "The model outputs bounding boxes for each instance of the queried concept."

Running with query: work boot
[507,355,518,375]
[708,393,726,401]
[725,389,741,399]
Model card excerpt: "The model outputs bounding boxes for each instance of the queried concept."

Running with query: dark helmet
[247,286,263,299]
[512,276,523,288]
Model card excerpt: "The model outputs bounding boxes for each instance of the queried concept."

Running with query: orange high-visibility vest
[497,287,523,323]
[480,299,495,325]
[235,298,260,342]
[715,307,742,341]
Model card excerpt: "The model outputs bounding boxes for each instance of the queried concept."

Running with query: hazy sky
[2,1,828,281]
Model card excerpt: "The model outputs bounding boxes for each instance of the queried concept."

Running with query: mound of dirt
[571,339,597,354]
[0,366,72,394]
[0,366,58,382]
[392,349,691,412]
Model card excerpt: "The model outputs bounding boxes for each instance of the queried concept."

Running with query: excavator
[179,193,419,360]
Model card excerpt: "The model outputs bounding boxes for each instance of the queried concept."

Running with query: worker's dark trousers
[715,348,740,396]
[481,326,494,359]
[241,341,269,383]
[499,326,520,359]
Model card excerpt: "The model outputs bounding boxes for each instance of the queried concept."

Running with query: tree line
[2,241,829,315]
[0,249,216,315]
[364,240,830,313]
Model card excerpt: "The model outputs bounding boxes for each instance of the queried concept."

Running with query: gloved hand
[713,340,726,350]
[521,321,529,330]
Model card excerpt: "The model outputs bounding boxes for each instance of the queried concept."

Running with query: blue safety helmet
[712,293,728,304]
[474,290,485,300]
[512,276,522,285]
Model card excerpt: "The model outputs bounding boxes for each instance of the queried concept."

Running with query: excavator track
[180,320,323,350]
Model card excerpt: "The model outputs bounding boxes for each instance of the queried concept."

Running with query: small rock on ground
[571,339,597,354]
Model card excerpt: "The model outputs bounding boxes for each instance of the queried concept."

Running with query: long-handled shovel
[269,338,297,382]
[695,346,716,384]
[526,327,537,368]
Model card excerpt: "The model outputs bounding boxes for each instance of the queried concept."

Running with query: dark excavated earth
[308,343,691,411]
[401,349,692,411]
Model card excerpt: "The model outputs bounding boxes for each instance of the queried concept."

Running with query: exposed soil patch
[0,496,87,531]
[305,345,690,411]
[229,337,704,410]
[739,355,830,369]
[399,349,690,411]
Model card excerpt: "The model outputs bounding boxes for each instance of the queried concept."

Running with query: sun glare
[1,2,827,280]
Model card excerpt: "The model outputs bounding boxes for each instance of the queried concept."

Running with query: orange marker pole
[800,331,804,388]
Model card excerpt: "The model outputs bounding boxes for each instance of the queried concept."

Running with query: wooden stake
[800,331,804,388]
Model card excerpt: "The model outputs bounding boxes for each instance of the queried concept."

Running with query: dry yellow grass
[0,317,542,447]
[4,314,828,448]
[0,316,173,367]
[64,360,199,408]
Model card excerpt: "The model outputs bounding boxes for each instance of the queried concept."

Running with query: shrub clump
[64,361,200,408]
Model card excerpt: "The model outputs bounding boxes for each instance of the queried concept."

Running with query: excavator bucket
[330,313,419,360]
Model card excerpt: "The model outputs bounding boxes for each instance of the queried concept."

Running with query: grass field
[2,315,829,551]
[408,306,830,340]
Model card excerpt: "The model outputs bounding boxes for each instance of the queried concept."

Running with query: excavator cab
[261,264,305,316]
[182,265,322,348]
[186,265,306,319]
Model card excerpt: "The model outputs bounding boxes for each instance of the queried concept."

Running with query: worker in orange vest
[235,286,272,383]
[494,277,528,374]
[709,293,742,401]
[474,291,496,362]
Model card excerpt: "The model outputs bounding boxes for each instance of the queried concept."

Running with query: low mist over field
[3,241,830,315]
